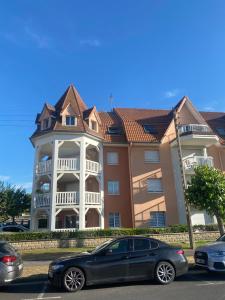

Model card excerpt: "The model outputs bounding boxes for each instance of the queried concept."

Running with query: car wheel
[63,267,85,292]
[155,261,175,284]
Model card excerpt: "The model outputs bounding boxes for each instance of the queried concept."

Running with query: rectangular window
[149,212,166,227]
[147,178,163,193]
[108,180,120,195]
[109,212,121,228]
[144,150,160,162]
[43,118,49,129]
[143,124,157,134]
[133,238,150,251]
[107,152,119,165]
[108,126,122,135]
[217,128,225,136]
[66,116,76,126]
[91,120,97,131]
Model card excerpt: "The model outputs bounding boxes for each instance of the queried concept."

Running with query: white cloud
[164,89,180,99]
[0,175,10,181]
[24,26,50,49]
[80,39,101,47]
[202,106,215,112]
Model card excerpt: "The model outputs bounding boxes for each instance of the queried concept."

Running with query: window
[42,118,49,130]
[91,120,97,131]
[109,212,121,228]
[107,239,128,253]
[143,124,157,134]
[107,152,119,165]
[108,181,120,195]
[108,126,122,135]
[144,150,160,162]
[149,212,166,227]
[147,178,163,193]
[65,116,76,126]
[217,128,225,136]
[133,238,150,251]
[38,219,48,229]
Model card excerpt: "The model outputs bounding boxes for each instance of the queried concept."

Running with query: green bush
[0,224,219,242]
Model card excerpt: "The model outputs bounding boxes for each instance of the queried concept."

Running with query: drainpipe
[128,142,135,228]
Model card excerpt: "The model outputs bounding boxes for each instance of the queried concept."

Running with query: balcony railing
[86,160,99,173]
[85,192,101,205]
[183,155,214,171]
[56,192,79,206]
[37,160,52,174]
[57,158,80,171]
[35,193,51,207]
[37,158,100,174]
[179,124,210,134]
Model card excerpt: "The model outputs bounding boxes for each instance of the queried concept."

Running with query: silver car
[0,241,23,285]
[195,234,225,271]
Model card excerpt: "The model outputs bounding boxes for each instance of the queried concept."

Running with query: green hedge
[0,224,219,242]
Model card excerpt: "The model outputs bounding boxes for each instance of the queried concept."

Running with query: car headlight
[51,264,64,271]
[209,251,225,257]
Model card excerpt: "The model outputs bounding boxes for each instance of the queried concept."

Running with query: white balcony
[85,192,101,205]
[57,158,80,171]
[86,160,99,173]
[179,124,210,134]
[177,124,219,146]
[183,155,214,173]
[56,192,79,206]
[37,160,52,174]
[35,193,51,208]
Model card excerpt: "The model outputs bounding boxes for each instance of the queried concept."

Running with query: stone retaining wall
[9,231,220,251]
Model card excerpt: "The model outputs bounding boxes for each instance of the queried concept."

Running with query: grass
[171,240,213,249]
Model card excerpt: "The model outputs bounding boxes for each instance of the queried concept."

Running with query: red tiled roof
[200,111,225,144]
[114,108,172,143]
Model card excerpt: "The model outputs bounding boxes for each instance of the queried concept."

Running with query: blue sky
[0,0,225,191]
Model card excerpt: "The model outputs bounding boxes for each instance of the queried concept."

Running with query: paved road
[1,268,225,300]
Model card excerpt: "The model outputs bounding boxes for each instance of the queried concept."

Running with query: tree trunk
[215,214,225,236]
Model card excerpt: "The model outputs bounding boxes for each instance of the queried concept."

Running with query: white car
[195,234,225,271]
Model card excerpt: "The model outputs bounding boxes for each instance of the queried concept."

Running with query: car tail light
[0,255,17,264]
[176,250,184,255]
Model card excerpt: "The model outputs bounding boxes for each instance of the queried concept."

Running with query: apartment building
[30,84,225,231]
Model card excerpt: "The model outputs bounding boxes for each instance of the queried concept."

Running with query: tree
[186,166,225,236]
[4,184,31,223]
[0,181,31,223]
[0,181,8,222]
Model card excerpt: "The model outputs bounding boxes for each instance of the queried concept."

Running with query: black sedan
[48,236,188,292]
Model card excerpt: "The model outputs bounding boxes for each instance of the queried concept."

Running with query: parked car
[0,224,29,233]
[195,234,225,272]
[0,241,23,285]
[48,236,188,292]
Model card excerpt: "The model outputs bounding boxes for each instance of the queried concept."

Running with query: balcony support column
[99,144,104,229]
[203,147,207,158]
[49,140,59,231]
[79,138,86,230]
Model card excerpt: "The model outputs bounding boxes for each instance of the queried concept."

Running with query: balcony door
[65,215,79,229]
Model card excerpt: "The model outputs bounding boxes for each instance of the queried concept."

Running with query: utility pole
[173,110,195,249]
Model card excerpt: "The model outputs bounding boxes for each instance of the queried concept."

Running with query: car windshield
[217,234,225,242]
[91,239,113,254]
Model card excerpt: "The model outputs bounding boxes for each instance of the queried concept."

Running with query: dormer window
[91,120,97,131]
[108,126,122,135]
[42,118,50,130]
[65,116,76,126]
[143,124,157,134]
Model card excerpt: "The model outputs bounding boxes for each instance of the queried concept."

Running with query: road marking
[197,282,225,286]
[37,281,48,299]
[22,297,61,300]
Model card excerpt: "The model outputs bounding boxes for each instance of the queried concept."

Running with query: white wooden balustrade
[85,192,101,205]
[56,192,79,206]
[179,124,210,134]
[37,160,52,174]
[57,158,80,171]
[183,155,214,171]
[86,160,99,173]
[35,193,51,207]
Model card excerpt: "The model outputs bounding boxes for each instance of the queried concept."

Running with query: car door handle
[122,255,129,259]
